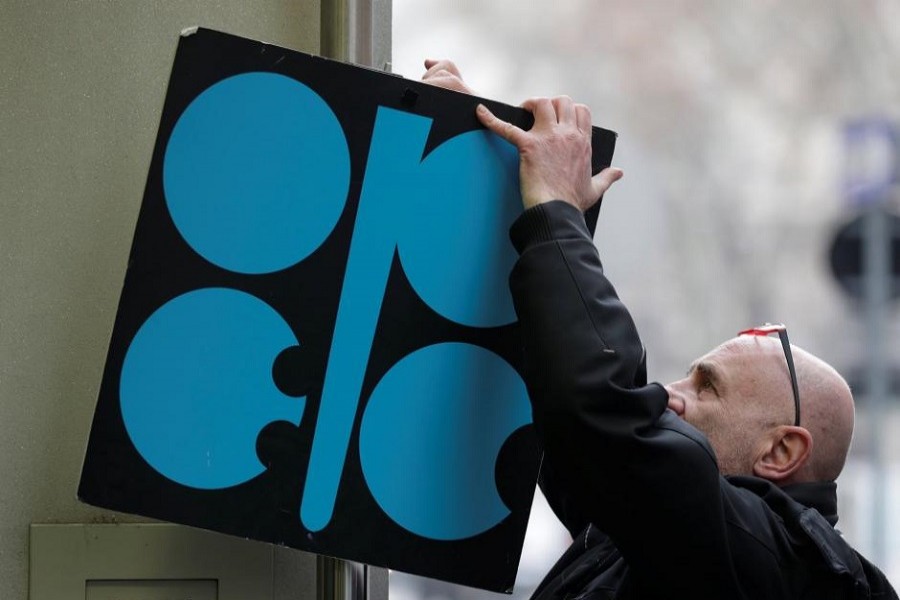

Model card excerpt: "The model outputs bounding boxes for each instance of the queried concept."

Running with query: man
[423,59,898,599]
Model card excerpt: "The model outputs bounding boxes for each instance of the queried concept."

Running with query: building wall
[0,3,324,598]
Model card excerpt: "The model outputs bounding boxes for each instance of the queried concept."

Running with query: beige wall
[0,2,328,598]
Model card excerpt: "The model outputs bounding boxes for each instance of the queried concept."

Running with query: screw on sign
[828,209,900,301]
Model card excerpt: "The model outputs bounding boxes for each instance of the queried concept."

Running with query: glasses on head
[737,323,801,427]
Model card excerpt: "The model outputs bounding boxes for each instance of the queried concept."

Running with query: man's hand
[421,59,476,94]
[420,60,621,211]
[476,97,623,211]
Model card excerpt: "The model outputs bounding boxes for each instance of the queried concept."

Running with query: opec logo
[118,72,532,541]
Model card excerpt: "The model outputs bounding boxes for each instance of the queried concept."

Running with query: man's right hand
[476,98,623,212]
[421,59,476,95]
[419,59,622,212]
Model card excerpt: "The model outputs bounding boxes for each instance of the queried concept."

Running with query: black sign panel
[78,28,616,592]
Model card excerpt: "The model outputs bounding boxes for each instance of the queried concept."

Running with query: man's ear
[752,427,813,483]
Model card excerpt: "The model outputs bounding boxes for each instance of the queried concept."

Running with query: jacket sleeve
[509,201,744,596]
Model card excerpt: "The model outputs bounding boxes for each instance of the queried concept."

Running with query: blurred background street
[390,1,900,597]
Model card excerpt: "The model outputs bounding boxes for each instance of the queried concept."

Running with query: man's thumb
[591,167,624,199]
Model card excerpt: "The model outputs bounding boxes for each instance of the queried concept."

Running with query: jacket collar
[780,480,839,526]
[725,476,839,526]
[727,476,870,592]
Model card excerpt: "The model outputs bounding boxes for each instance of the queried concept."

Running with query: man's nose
[664,382,686,417]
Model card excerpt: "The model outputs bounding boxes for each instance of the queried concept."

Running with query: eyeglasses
[737,324,801,427]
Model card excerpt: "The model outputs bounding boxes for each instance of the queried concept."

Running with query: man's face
[663,338,795,476]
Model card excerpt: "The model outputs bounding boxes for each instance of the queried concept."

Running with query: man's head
[664,335,855,484]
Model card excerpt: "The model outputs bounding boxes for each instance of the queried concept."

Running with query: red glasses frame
[737,324,801,427]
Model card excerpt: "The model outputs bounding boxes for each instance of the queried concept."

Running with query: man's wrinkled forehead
[696,336,788,386]
[691,336,783,373]
[718,335,785,357]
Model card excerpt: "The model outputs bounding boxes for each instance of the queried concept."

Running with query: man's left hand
[421,59,476,94]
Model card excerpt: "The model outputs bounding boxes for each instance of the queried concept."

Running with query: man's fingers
[422,58,462,79]
[575,103,592,133]
[520,97,557,129]
[552,96,576,125]
[421,58,475,94]
[426,74,472,93]
[591,167,624,200]
[476,104,526,146]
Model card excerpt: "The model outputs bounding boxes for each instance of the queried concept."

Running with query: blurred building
[391,1,900,596]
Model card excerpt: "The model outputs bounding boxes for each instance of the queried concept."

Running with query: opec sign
[78,28,616,592]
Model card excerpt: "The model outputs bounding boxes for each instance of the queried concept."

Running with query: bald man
[422,60,897,599]
[666,338,856,484]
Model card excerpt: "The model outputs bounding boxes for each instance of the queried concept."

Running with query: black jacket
[508,201,897,599]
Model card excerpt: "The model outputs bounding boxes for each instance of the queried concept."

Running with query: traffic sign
[828,209,900,300]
